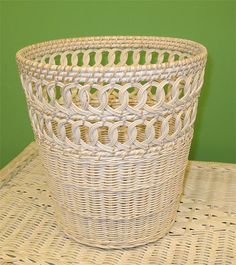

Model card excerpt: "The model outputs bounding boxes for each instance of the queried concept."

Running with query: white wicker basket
[16,36,207,249]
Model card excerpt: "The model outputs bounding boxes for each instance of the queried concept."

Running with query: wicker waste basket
[16,36,207,249]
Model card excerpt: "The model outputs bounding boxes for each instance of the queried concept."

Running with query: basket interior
[34,48,191,67]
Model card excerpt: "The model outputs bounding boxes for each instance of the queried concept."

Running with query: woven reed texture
[0,143,236,265]
[16,36,207,248]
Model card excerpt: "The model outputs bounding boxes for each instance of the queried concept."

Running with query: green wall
[0,1,235,168]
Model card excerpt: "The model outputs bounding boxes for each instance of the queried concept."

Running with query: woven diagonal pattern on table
[0,143,236,265]
[16,36,207,248]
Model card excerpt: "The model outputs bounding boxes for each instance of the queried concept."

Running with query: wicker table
[0,142,236,265]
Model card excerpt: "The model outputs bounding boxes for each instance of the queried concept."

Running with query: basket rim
[16,35,207,77]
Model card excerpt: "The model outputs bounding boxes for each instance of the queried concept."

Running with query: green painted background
[0,1,235,168]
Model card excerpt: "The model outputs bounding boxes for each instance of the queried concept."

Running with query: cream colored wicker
[16,36,207,248]
[1,143,236,265]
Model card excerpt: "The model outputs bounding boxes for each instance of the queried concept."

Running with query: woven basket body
[16,36,207,249]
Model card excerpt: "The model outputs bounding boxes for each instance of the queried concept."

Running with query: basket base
[57,216,177,250]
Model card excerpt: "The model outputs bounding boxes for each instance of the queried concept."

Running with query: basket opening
[17,37,207,85]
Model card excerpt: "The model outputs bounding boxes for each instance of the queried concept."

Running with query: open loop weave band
[16,36,207,248]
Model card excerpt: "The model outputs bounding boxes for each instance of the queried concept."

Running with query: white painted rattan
[16,36,207,248]
[1,143,236,265]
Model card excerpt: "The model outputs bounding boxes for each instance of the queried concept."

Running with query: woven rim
[16,36,207,81]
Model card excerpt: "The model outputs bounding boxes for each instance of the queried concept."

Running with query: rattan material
[16,36,207,248]
[0,143,236,264]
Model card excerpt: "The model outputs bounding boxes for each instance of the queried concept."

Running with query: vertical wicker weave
[16,36,207,249]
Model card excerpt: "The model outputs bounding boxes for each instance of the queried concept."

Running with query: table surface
[0,142,236,265]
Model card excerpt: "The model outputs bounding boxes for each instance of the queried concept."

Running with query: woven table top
[0,143,236,265]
